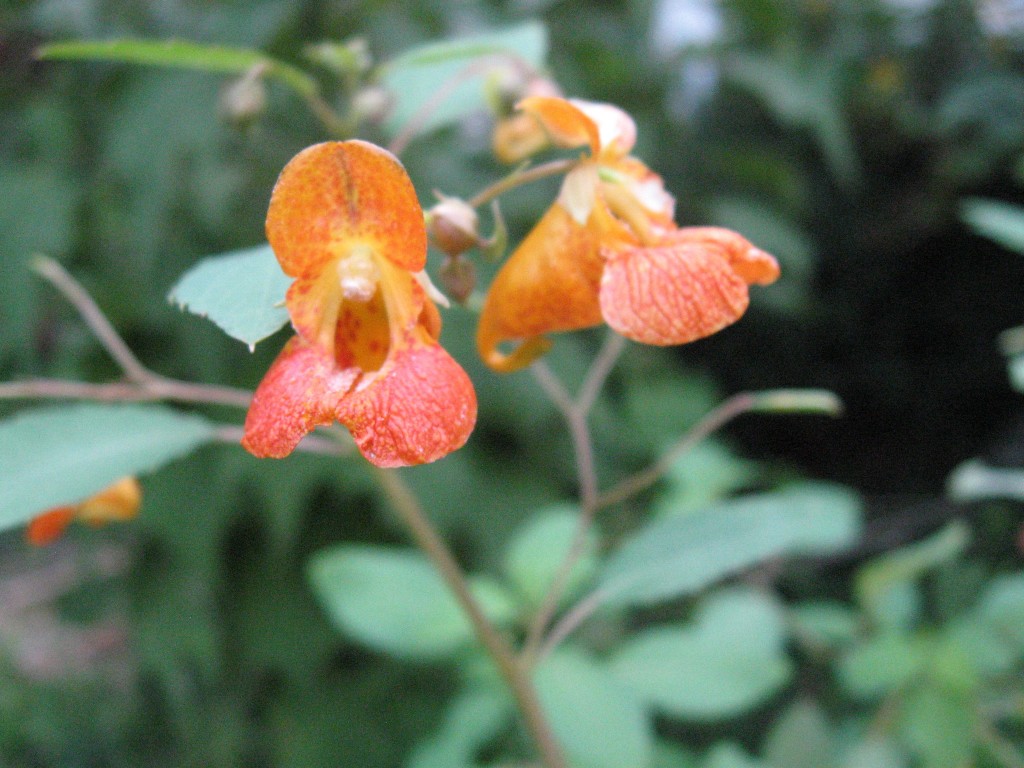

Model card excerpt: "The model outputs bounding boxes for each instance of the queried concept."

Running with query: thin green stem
[468,159,576,210]
[33,255,149,382]
[0,377,252,408]
[595,392,758,510]
[522,333,626,663]
[371,467,567,768]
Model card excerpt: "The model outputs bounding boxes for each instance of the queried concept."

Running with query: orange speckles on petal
[266,140,427,276]
[599,240,751,346]
[336,332,477,467]
[242,336,359,458]
[671,227,781,286]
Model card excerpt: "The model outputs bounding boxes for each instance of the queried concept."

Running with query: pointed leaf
[961,198,1024,254]
[0,404,215,533]
[307,545,516,660]
[610,588,792,719]
[534,649,653,768]
[381,23,548,137]
[169,244,291,348]
[598,483,861,607]
[38,38,319,97]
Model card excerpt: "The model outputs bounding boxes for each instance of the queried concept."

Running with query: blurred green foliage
[2,1,1024,767]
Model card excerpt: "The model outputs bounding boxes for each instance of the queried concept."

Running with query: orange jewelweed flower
[27,477,141,546]
[241,141,476,467]
[478,97,781,373]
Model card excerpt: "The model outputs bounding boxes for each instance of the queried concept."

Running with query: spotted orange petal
[242,336,360,459]
[335,329,477,467]
[673,227,781,285]
[265,140,427,278]
[477,202,606,372]
[599,239,754,346]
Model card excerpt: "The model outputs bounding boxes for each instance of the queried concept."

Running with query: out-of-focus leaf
[790,602,860,650]
[855,522,970,622]
[704,742,766,768]
[534,649,653,768]
[610,588,792,719]
[502,504,598,608]
[725,54,860,187]
[763,700,834,768]
[842,739,907,768]
[169,244,291,349]
[899,683,975,768]
[597,483,861,606]
[380,22,547,137]
[974,571,1024,655]
[307,545,516,660]
[837,633,929,701]
[960,198,1024,254]
[0,166,78,359]
[0,404,216,534]
[38,38,319,97]
[948,459,1024,502]
[406,687,512,768]
[652,441,759,517]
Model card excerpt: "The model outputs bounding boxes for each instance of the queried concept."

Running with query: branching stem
[372,467,567,768]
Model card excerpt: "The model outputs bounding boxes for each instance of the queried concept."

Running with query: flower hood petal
[265,140,427,278]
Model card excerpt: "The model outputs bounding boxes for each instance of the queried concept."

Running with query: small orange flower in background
[242,140,477,467]
[479,96,781,373]
[27,477,141,546]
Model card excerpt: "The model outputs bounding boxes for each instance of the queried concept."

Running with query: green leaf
[725,54,860,187]
[610,588,792,719]
[961,198,1024,254]
[790,602,860,650]
[307,545,516,660]
[854,522,970,622]
[974,571,1024,657]
[0,404,215,534]
[899,683,975,768]
[169,244,291,349]
[38,38,319,98]
[704,743,765,768]
[948,459,1024,503]
[652,442,759,517]
[598,483,861,606]
[837,633,929,701]
[763,700,834,768]
[407,687,512,768]
[842,740,907,768]
[534,649,653,768]
[380,22,548,137]
[502,504,599,608]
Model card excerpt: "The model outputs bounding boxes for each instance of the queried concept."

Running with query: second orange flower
[479,96,781,372]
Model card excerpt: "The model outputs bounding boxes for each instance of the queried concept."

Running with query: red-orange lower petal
[335,332,477,467]
[599,240,751,346]
[672,227,781,285]
[242,336,359,458]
